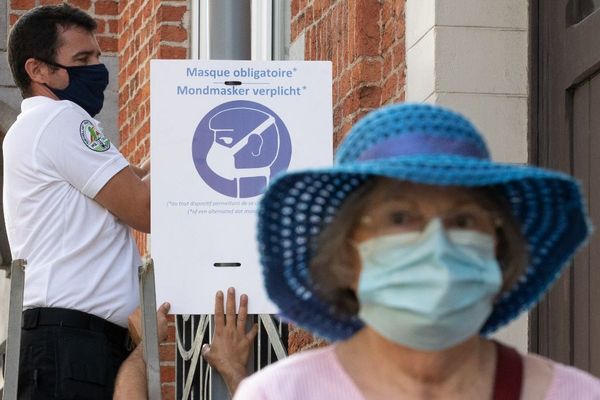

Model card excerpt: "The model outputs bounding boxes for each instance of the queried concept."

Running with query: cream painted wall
[406,0,530,353]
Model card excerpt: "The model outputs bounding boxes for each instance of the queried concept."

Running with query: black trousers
[17,308,131,400]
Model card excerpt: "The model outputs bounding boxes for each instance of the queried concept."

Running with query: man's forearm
[113,345,148,400]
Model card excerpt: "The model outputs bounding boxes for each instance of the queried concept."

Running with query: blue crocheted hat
[257,103,591,341]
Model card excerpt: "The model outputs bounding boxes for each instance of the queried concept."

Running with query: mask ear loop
[38,59,69,93]
[38,59,68,70]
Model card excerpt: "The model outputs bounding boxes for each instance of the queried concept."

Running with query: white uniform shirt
[2,96,141,327]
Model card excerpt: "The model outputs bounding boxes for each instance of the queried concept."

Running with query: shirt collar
[21,96,57,112]
[20,96,99,123]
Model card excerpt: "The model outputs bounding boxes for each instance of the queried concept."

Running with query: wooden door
[531,0,600,375]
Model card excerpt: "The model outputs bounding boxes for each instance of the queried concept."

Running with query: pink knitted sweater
[234,345,600,399]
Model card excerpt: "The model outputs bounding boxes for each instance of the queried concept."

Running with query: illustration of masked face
[205,108,280,195]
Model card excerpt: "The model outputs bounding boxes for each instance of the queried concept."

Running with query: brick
[314,0,327,16]
[10,0,35,10]
[291,17,299,40]
[291,0,300,18]
[139,82,150,100]
[347,5,356,61]
[9,13,20,25]
[355,0,382,57]
[140,120,150,137]
[132,14,141,32]
[305,4,314,26]
[69,0,91,11]
[140,45,149,64]
[394,0,404,17]
[392,41,405,66]
[95,0,119,16]
[381,72,398,103]
[342,90,358,116]
[158,25,187,42]
[382,0,394,23]
[40,0,64,5]
[97,36,118,53]
[333,106,342,129]
[288,327,315,354]
[353,59,382,84]
[296,11,305,34]
[358,85,382,108]
[158,4,187,22]
[338,69,351,99]
[160,365,175,383]
[108,19,118,34]
[95,19,106,34]
[142,2,152,20]
[382,20,395,50]
[382,52,393,76]
[158,45,187,59]
[161,384,175,400]
[340,120,353,140]
[159,342,175,361]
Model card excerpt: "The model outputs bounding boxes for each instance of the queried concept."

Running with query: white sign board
[151,60,332,314]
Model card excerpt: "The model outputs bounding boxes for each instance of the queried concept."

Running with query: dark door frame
[529,0,600,366]
[528,0,540,355]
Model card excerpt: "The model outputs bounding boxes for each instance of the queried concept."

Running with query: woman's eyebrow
[450,199,495,212]
[376,198,419,208]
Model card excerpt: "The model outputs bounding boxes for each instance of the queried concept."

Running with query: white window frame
[191,0,290,61]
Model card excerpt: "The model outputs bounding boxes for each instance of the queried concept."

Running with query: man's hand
[202,288,259,395]
[127,302,171,346]
[115,303,170,399]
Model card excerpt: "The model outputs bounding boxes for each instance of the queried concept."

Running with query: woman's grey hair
[308,178,529,317]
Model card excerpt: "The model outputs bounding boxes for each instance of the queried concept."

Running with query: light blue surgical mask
[357,218,502,351]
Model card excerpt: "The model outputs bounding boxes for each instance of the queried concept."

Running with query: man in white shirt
[5,5,149,398]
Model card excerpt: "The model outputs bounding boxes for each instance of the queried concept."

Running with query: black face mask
[43,60,109,117]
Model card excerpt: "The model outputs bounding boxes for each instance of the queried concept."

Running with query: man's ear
[24,58,51,85]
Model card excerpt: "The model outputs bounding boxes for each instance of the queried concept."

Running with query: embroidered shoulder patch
[80,120,111,152]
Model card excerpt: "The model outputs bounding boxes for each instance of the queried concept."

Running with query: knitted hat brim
[257,155,591,341]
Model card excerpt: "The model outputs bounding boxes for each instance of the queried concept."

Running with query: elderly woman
[235,103,600,399]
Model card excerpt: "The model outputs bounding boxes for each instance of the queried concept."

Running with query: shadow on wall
[0,100,18,392]
[0,100,18,268]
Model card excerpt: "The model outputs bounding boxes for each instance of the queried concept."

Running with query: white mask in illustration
[206,108,279,197]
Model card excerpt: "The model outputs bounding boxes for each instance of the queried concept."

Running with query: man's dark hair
[7,4,97,97]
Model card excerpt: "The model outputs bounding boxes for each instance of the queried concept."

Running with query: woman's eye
[389,211,414,225]
[451,213,476,228]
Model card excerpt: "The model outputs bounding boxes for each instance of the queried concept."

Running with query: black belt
[22,307,131,350]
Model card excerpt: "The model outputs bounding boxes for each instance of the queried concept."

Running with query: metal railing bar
[182,316,209,399]
[259,315,287,360]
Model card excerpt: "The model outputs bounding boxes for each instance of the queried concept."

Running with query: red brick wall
[8,0,120,55]
[289,0,406,352]
[118,1,189,398]
[292,0,405,147]
[118,0,189,257]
